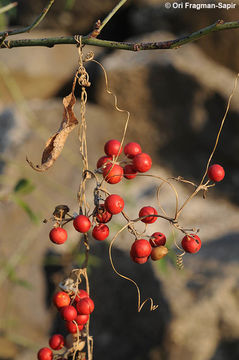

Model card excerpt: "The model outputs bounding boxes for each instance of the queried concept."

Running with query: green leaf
[14,178,35,195]
[13,196,39,224]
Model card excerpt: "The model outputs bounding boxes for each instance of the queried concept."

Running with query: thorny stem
[1,20,239,49]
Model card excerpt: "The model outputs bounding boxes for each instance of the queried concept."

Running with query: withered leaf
[26,92,78,172]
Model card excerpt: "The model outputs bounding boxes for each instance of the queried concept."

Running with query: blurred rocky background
[0,0,239,359]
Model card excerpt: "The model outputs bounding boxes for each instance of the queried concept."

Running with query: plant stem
[97,0,128,35]
[0,0,54,37]
[1,20,239,50]
[0,2,17,15]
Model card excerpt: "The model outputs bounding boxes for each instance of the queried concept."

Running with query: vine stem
[1,19,239,49]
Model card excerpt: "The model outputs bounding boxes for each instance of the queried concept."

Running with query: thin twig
[0,0,54,37]
[1,20,239,49]
[199,73,239,185]
[87,0,128,38]
[176,73,239,219]
[0,2,17,15]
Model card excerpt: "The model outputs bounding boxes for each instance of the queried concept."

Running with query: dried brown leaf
[26,93,78,172]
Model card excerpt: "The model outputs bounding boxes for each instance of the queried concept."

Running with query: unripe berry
[103,163,123,184]
[73,215,91,233]
[53,291,70,309]
[181,234,201,254]
[92,224,109,241]
[208,164,225,182]
[149,232,166,247]
[130,239,152,258]
[76,297,94,315]
[94,204,112,223]
[96,155,112,169]
[105,194,124,214]
[139,206,158,224]
[133,153,152,173]
[124,142,142,158]
[61,305,77,321]
[123,164,137,180]
[104,139,122,157]
[37,348,53,360]
[150,246,168,261]
[49,334,65,350]
[49,227,67,245]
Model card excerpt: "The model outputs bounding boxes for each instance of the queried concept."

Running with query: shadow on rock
[42,241,171,359]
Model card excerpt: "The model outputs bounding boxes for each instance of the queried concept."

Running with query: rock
[157,233,239,360]
[15,0,128,35]
[0,31,100,101]
[130,2,239,72]
[0,107,29,173]
[95,31,239,203]
[0,31,75,101]
[0,336,18,358]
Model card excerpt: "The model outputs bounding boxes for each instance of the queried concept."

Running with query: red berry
[96,155,112,169]
[123,164,138,180]
[49,227,67,245]
[75,289,89,302]
[76,297,94,315]
[66,321,84,334]
[53,291,70,309]
[149,232,166,247]
[61,305,77,321]
[73,215,91,233]
[208,164,225,182]
[181,234,201,254]
[105,194,124,214]
[130,239,152,258]
[92,224,109,241]
[49,334,65,350]
[133,153,152,172]
[132,256,148,264]
[76,314,89,325]
[104,139,122,157]
[124,142,142,158]
[37,348,53,360]
[130,248,149,264]
[94,204,112,223]
[103,163,123,184]
[139,206,158,224]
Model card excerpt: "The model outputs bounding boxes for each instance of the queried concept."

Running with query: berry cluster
[37,289,94,360]
[48,140,152,245]
[48,146,226,261]
[97,139,152,184]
